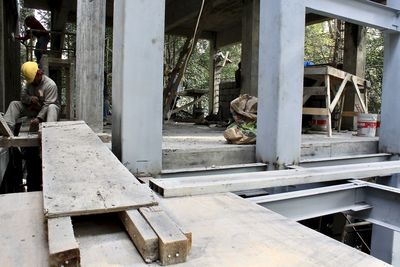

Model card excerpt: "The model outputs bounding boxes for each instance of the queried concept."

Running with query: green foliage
[365,29,384,113]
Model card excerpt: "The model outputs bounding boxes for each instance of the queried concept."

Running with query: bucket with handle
[357,113,378,137]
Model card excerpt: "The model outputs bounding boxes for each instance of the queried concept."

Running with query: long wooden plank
[150,160,400,198]
[139,206,189,265]
[48,217,80,267]
[0,192,48,266]
[119,209,159,263]
[0,135,40,147]
[329,73,351,112]
[41,121,157,218]
[302,107,329,116]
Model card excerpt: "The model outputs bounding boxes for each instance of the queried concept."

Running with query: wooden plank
[48,217,80,267]
[304,66,367,86]
[74,193,390,267]
[0,135,40,147]
[149,160,400,198]
[140,206,189,265]
[325,75,332,137]
[342,111,360,117]
[0,113,14,137]
[0,192,48,266]
[303,86,327,95]
[41,121,157,218]
[329,73,351,113]
[119,209,159,263]
[352,76,368,113]
[302,107,329,116]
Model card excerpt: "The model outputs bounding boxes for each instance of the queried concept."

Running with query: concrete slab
[162,123,379,169]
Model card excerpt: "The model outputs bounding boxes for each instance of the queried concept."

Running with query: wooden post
[76,0,106,132]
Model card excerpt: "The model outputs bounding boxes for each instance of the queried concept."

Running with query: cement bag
[224,94,257,145]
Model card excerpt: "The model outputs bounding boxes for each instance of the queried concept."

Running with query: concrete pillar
[76,0,106,132]
[374,1,400,263]
[208,36,217,115]
[241,0,259,97]
[112,0,164,176]
[0,0,4,112]
[342,23,367,130]
[256,0,305,169]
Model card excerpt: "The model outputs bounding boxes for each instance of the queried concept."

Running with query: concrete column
[241,0,259,97]
[342,23,367,130]
[0,0,5,112]
[208,36,217,115]
[76,0,106,132]
[112,0,164,176]
[256,0,305,169]
[374,1,400,263]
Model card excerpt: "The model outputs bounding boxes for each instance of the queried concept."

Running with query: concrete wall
[0,0,20,113]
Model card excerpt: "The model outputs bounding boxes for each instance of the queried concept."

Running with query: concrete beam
[76,0,106,132]
[216,23,242,48]
[112,0,164,176]
[305,0,400,32]
[256,0,305,168]
[165,0,202,32]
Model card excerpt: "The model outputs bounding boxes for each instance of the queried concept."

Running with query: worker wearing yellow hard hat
[21,61,39,84]
[2,61,60,133]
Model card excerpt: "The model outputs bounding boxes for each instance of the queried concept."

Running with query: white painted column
[256,0,305,169]
[76,0,106,132]
[112,0,164,176]
[374,2,400,265]
[241,0,260,97]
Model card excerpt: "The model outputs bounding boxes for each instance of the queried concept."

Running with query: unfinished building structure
[1,0,400,266]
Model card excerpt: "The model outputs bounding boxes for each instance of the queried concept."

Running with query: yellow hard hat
[21,61,39,84]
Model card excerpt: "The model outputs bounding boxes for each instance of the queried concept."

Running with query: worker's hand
[31,96,39,105]
[29,118,41,132]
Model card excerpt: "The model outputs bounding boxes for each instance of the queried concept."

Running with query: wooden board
[0,135,40,148]
[48,217,80,267]
[41,121,157,218]
[150,160,400,197]
[119,209,159,263]
[74,193,389,267]
[0,192,48,266]
[140,206,189,265]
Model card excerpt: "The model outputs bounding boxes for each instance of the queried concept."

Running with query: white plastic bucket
[311,115,328,131]
[376,114,381,137]
[357,113,378,137]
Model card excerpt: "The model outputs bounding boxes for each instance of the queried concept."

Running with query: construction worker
[3,61,59,133]
[15,15,50,67]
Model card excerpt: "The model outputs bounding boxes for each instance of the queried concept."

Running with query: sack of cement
[224,94,257,145]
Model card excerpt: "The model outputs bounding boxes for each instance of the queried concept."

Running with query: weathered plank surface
[119,209,159,263]
[74,193,389,267]
[0,192,48,266]
[48,217,80,267]
[150,160,400,197]
[42,121,157,218]
[140,206,189,265]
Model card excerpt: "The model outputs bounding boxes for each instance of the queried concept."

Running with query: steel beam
[250,181,400,232]
[298,153,392,168]
[305,0,400,32]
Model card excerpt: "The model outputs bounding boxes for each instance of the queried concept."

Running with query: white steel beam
[256,0,305,168]
[251,181,400,232]
[112,0,164,176]
[305,0,400,32]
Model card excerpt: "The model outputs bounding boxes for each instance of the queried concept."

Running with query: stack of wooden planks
[41,121,191,266]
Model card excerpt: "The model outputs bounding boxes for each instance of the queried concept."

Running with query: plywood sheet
[41,121,157,218]
[0,192,48,266]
